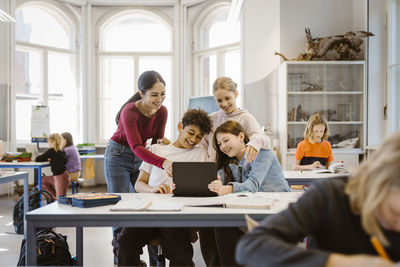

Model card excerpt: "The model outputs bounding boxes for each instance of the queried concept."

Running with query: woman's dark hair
[61,132,74,147]
[213,120,249,183]
[115,70,166,124]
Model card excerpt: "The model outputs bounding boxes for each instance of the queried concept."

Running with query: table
[0,171,29,237]
[0,161,50,190]
[25,192,301,266]
[284,170,348,185]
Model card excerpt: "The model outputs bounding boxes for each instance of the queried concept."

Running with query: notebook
[172,162,218,197]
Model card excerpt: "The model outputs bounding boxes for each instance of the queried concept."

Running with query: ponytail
[115,92,142,124]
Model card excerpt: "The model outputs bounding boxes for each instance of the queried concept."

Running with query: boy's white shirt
[200,108,271,162]
[140,144,207,187]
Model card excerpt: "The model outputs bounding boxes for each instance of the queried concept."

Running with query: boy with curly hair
[113,109,212,266]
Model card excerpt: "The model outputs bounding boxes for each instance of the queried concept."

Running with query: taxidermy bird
[275,28,374,61]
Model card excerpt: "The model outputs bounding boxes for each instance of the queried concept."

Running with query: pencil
[370,236,390,260]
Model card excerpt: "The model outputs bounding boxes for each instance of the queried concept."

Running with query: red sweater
[111,102,168,168]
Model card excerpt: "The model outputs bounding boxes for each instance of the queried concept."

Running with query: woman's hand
[151,184,171,194]
[244,145,258,162]
[326,253,396,267]
[157,137,171,145]
[162,159,173,177]
[208,176,233,195]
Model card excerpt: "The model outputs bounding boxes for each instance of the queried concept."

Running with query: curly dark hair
[181,109,213,135]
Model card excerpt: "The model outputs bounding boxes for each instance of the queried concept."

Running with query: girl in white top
[201,76,271,162]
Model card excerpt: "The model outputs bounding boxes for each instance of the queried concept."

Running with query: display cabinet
[278,61,366,170]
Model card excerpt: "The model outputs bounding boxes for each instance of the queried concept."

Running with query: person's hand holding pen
[326,254,396,267]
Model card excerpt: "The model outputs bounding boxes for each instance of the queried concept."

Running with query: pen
[370,236,390,260]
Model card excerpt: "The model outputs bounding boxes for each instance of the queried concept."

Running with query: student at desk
[207,120,291,266]
[236,131,400,267]
[113,109,213,267]
[293,113,334,171]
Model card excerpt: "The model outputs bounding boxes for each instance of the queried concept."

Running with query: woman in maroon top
[104,70,172,194]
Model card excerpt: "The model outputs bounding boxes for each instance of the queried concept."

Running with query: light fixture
[227,0,243,23]
[0,8,15,23]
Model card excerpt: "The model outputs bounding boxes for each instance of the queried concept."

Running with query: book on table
[58,193,121,208]
[313,162,346,174]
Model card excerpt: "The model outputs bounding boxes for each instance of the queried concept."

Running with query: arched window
[98,10,173,142]
[15,3,79,143]
[193,3,241,104]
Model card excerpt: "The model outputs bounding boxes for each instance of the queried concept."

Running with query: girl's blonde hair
[345,130,400,246]
[48,133,63,152]
[303,113,329,141]
[213,77,237,93]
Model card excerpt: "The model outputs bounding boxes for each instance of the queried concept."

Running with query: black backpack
[17,228,74,266]
[13,187,54,234]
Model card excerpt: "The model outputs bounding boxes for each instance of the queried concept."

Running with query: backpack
[13,187,54,234]
[17,228,74,266]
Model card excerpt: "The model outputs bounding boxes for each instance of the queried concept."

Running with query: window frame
[96,7,174,144]
[192,1,241,102]
[14,1,79,144]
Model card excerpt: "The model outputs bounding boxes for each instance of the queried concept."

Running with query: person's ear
[139,90,145,99]
[177,122,183,131]
[235,90,239,98]
[239,132,245,142]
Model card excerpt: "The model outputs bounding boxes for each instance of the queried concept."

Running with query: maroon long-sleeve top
[111,102,167,168]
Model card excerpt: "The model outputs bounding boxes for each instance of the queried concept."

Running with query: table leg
[23,176,28,239]
[37,167,42,191]
[76,227,83,266]
[26,221,36,266]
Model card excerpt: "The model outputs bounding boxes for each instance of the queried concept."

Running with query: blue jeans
[104,140,158,265]
[104,140,142,193]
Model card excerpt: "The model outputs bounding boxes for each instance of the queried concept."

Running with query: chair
[71,178,85,194]
[188,96,219,114]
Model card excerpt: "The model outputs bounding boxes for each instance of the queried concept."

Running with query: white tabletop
[27,192,302,218]
[0,161,50,166]
[284,170,347,179]
[79,154,104,159]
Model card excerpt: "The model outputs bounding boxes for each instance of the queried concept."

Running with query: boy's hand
[157,137,171,145]
[152,184,171,194]
[170,182,176,192]
[244,145,258,162]
[162,159,173,177]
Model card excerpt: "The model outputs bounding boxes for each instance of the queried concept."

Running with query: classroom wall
[241,0,386,148]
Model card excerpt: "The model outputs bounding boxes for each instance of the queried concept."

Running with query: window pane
[139,57,172,138]
[224,50,241,107]
[16,6,70,49]
[201,55,217,95]
[16,98,39,141]
[201,8,240,49]
[15,49,42,95]
[102,13,171,52]
[48,52,78,138]
[100,57,135,141]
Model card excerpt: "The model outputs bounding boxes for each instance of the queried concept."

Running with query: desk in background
[0,161,50,190]
[26,192,300,266]
[284,170,348,186]
[0,171,29,237]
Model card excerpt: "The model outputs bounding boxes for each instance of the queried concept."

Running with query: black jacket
[36,148,67,175]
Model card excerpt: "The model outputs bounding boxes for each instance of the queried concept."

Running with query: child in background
[36,133,69,199]
[236,131,400,267]
[61,132,81,183]
[293,113,333,171]
[201,76,270,163]
[207,120,290,267]
[199,76,271,266]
